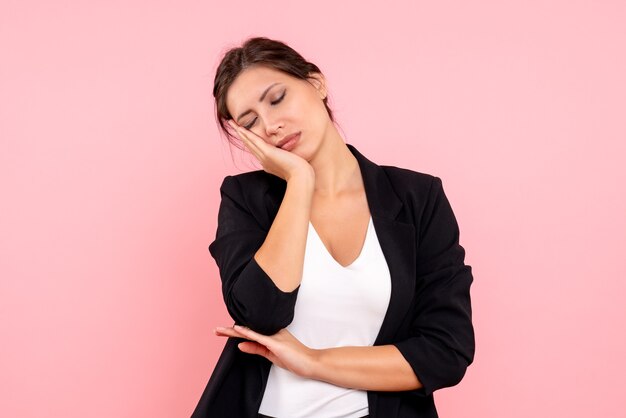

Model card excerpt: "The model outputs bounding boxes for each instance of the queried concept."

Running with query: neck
[308,126,362,197]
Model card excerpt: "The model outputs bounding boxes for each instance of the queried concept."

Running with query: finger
[229,121,271,153]
[237,341,271,357]
[227,119,242,134]
[227,120,256,151]
[214,327,246,338]
[229,125,264,163]
[236,128,264,158]
[227,120,259,149]
[233,324,272,346]
[236,127,267,159]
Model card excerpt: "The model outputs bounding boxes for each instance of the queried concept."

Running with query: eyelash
[244,91,286,130]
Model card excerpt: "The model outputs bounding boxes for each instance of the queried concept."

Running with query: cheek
[285,100,304,119]
[294,97,326,125]
[307,98,331,126]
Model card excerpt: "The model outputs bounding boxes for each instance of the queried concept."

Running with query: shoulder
[216,171,286,222]
[218,170,285,197]
[380,164,442,200]
[220,169,280,189]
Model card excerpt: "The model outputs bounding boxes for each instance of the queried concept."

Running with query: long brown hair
[213,36,337,151]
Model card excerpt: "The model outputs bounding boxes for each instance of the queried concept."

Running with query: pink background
[2,1,625,417]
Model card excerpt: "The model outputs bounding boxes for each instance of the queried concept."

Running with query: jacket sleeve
[392,176,475,397]
[208,175,300,335]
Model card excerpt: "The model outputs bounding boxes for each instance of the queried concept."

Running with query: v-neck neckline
[308,216,372,269]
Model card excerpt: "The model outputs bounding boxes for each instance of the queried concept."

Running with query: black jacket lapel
[346,144,417,344]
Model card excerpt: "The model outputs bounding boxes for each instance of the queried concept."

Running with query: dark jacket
[191,143,475,418]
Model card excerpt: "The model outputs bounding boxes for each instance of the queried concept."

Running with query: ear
[307,72,328,100]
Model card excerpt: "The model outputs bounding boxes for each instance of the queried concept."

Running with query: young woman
[191,36,475,418]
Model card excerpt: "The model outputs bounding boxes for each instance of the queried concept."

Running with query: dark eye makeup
[243,90,286,130]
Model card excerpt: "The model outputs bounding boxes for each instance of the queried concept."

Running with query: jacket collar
[346,143,403,221]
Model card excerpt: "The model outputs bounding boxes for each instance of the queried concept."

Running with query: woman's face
[225,65,330,157]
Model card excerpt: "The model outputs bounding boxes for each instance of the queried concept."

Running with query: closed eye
[243,91,286,130]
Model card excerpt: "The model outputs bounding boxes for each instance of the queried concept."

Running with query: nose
[264,116,283,139]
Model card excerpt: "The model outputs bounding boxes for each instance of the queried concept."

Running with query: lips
[277,132,301,148]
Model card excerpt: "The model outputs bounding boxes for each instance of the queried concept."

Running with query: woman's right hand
[228,120,315,182]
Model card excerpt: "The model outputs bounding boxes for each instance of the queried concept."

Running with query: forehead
[226,66,293,114]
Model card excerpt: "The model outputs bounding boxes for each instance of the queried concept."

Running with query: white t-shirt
[258,216,392,418]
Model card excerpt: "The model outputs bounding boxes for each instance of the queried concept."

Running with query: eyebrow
[236,82,281,123]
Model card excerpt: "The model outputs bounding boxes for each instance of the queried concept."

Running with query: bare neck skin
[307,124,363,198]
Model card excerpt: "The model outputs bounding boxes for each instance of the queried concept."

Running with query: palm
[214,326,317,378]
[228,121,313,181]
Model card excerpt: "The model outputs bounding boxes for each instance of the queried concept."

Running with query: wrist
[286,173,315,198]
[304,347,326,380]
[286,167,315,185]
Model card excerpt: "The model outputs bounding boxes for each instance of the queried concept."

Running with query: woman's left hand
[214,325,319,378]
